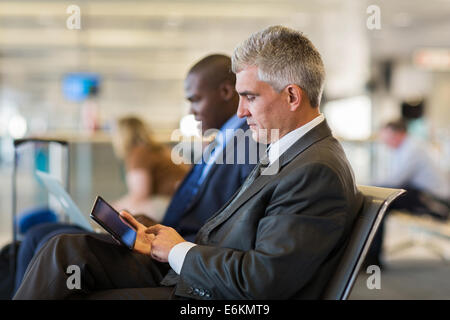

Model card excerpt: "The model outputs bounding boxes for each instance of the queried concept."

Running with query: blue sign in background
[62,72,100,102]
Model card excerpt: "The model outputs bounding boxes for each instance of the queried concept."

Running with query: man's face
[235,66,288,143]
[379,128,404,149]
[185,72,226,135]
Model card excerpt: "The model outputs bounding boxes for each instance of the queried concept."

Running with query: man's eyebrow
[237,91,259,96]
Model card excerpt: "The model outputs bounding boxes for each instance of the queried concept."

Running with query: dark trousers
[13,233,172,300]
[14,222,86,295]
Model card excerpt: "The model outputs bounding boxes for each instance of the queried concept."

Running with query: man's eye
[247,95,255,102]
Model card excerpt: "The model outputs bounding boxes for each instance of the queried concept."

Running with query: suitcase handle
[14,138,68,147]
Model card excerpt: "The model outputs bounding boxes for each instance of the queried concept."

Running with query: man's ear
[219,82,235,101]
[286,85,302,111]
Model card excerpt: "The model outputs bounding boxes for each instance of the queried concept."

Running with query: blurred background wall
[0,1,447,140]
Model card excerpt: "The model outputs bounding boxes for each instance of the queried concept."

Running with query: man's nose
[237,99,249,118]
[189,104,196,115]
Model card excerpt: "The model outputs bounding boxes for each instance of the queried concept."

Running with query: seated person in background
[111,116,189,223]
[12,54,257,297]
[375,119,449,218]
[14,26,363,300]
[365,119,449,268]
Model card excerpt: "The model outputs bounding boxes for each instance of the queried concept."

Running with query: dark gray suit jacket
[162,120,364,299]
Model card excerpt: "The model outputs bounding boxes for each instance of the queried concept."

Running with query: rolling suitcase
[9,138,70,285]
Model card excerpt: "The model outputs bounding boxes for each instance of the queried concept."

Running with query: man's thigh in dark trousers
[14,233,171,299]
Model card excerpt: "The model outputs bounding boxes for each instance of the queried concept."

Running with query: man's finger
[119,210,142,230]
[145,224,164,235]
[147,233,156,242]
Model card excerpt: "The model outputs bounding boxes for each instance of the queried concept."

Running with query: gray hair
[232,25,325,108]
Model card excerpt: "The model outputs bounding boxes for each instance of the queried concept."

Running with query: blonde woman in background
[111,116,189,224]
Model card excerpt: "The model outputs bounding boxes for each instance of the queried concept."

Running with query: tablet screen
[90,196,136,250]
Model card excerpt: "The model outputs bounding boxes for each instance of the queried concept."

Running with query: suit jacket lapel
[276,119,333,169]
[203,120,333,231]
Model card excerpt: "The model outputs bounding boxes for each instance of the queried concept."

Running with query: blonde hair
[112,116,157,159]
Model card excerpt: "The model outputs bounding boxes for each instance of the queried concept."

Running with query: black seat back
[321,185,405,300]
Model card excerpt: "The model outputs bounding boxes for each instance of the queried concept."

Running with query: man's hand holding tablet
[118,210,155,255]
[90,196,186,260]
[90,196,153,254]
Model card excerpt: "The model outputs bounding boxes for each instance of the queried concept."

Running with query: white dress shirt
[168,114,326,274]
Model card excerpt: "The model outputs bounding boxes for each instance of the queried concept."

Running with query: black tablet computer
[90,196,137,250]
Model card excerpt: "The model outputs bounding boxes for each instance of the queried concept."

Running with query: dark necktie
[227,152,270,203]
[162,161,207,227]
[194,153,270,242]
[162,141,217,227]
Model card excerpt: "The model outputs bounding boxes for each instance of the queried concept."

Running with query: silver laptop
[35,170,94,231]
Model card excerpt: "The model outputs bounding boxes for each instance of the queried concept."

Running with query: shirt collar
[268,114,325,164]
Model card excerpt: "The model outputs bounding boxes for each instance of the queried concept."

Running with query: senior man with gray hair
[15,25,363,300]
